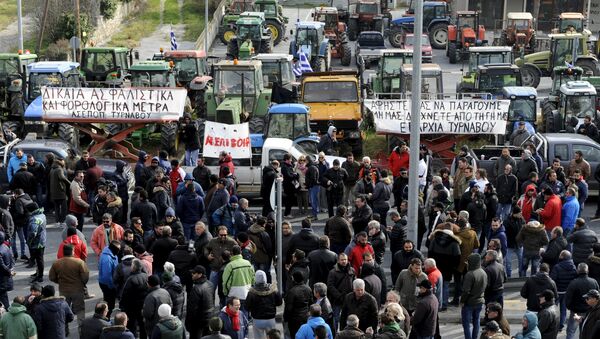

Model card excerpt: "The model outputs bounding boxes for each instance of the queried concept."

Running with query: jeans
[461,303,483,339]
[11,227,26,257]
[72,213,85,232]
[558,292,567,329]
[0,290,8,310]
[496,203,512,222]
[185,149,199,166]
[343,183,355,207]
[309,186,320,217]
[296,190,308,214]
[505,247,523,278]
[209,270,219,289]
[522,254,541,277]
[183,223,196,241]
[253,318,276,339]
[566,311,582,339]
[442,280,450,308]
[332,306,342,333]
[326,191,342,218]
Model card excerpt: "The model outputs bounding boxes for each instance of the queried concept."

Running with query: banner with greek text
[364,99,511,134]
[203,121,251,158]
[41,87,188,122]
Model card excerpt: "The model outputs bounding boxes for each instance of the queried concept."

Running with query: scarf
[225,306,240,331]
[297,163,307,175]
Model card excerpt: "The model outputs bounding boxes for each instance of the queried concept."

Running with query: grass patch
[182,0,205,41]
[109,0,181,48]
[363,130,388,159]
[0,0,17,32]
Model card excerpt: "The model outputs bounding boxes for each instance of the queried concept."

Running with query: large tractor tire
[540,100,558,133]
[428,23,448,49]
[249,116,265,134]
[576,59,600,76]
[544,109,557,133]
[58,123,79,148]
[259,38,273,54]
[161,122,179,156]
[226,39,239,60]
[448,42,458,64]
[266,20,284,46]
[520,64,541,88]
[388,28,404,48]
[10,94,24,118]
[340,43,352,66]
[348,19,358,41]
[193,91,207,119]
[3,120,22,140]
[219,27,236,44]
[311,56,326,72]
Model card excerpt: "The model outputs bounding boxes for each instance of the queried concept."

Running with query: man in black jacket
[281,153,298,217]
[284,271,313,338]
[308,236,338,286]
[520,263,558,312]
[186,265,215,339]
[323,159,349,218]
[351,196,372,235]
[341,153,361,209]
[193,158,212,192]
[327,253,355,331]
[483,250,506,306]
[180,114,200,166]
[305,157,321,220]
[286,218,320,262]
[411,279,438,339]
[80,301,110,339]
[340,279,378,332]
[118,259,148,338]
[391,240,424,284]
[261,160,279,216]
[537,289,560,339]
[565,263,600,339]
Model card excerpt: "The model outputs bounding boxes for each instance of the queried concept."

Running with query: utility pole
[275,177,283,290]
[17,0,23,51]
[204,0,209,53]
[75,0,82,62]
[407,0,423,243]
[37,0,50,54]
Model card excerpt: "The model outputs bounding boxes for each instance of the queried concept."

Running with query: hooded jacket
[516,221,548,257]
[296,316,334,339]
[34,296,74,339]
[461,253,487,306]
[389,147,409,177]
[151,315,185,339]
[520,272,558,312]
[27,208,46,249]
[246,281,282,320]
[517,184,537,222]
[98,246,119,289]
[515,312,541,339]
[0,303,37,338]
[318,126,338,155]
[538,194,562,231]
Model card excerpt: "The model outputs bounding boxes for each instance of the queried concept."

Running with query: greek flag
[293,51,312,77]
[170,30,178,50]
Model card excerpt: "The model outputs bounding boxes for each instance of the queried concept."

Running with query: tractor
[516,33,600,88]
[0,51,38,130]
[447,11,487,64]
[161,50,212,118]
[300,71,363,156]
[552,12,590,34]
[498,12,536,55]
[366,49,413,98]
[16,61,81,146]
[540,66,584,125]
[252,53,298,103]
[218,0,255,44]
[80,47,137,87]
[254,0,288,45]
[347,0,385,40]
[458,63,522,97]
[313,7,352,66]
[544,81,598,133]
[388,1,451,49]
[203,59,272,139]
[502,86,538,143]
[227,12,273,60]
[289,22,331,72]
[457,46,513,92]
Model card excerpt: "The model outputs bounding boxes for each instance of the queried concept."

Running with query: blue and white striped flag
[170,30,178,50]
[294,51,313,76]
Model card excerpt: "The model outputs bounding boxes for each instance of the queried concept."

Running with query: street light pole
[205,0,209,53]
[17,0,23,51]
[407,0,423,243]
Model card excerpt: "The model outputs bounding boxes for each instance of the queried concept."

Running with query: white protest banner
[203,121,251,158]
[41,87,188,122]
[364,99,510,134]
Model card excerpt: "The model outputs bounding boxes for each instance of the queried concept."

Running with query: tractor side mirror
[134,51,140,60]
[311,12,314,17]
[290,30,294,35]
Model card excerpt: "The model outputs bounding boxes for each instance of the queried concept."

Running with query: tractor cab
[504,12,535,53]
[313,7,341,32]
[549,34,585,69]
[27,62,81,103]
[550,81,598,132]
[227,12,272,59]
[254,0,288,45]
[503,86,537,137]
[219,0,256,44]
[265,103,312,141]
[80,47,134,87]
[0,52,37,119]
[475,63,522,98]
[400,63,443,96]
[554,12,589,34]
[369,49,413,96]
[549,66,583,100]
[354,0,380,16]
[162,50,208,86]
[290,22,330,71]
[252,53,297,103]
[129,61,176,88]
[465,46,513,74]
[329,0,351,22]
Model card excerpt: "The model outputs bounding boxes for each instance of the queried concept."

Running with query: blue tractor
[262,103,318,148]
[388,1,450,49]
[7,61,82,145]
[502,86,537,143]
[290,22,331,72]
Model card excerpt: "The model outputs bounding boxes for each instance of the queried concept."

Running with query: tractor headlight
[347,131,361,139]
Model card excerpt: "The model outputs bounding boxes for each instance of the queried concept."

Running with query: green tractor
[218,0,256,44]
[367,49,413,97]
[543,80,598,133]
[254,0,288,45]
[516,33,600,88]
[202,60,271,141]
[540,65,583,129]
[458,63,521,97]
[227,12,273,60]
[456,46,513,92]
[0,52,38,129]
[80,47,137,87]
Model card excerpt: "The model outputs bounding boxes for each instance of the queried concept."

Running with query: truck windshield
[383,56,405,74]
[238,24,260,39]
[405,35,429,46]
[131,71,169,87]
[303,81,358,102]
[82,51,115,73]
[469,53,510,72]
[508,98,536,121]
[267,113,309,139]
[262,61,294,86]
[215,69,255,94]
[458,16,475,28]
[0,59,19,78]
[29,73,62,97]
[510,19,529,30]
[479,73,519,92]
[358,3,378,14]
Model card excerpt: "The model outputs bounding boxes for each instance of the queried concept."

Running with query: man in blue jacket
[562,188,580,237]
[7,148,27,183]
[98,240,120,315]
[296,304,333,339]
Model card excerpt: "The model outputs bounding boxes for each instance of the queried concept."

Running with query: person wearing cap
[34,284,74,339]
[23,282,42,316]
[481,302,510,338]
[410,278,438,338]
[150,303,184,338]
[516,220,548,276]
[206,178,230,232]
[187,265,215,338]
[568,218,599,266]
[246,270,282,338]
[388,141,409,178]
[162,207,184,242]
[515,150,539,186]
[535,187,563,235]
[579,289,600,339]
[142,275,173,336]
[565,263,600,338]
[537,289,559,339]
[510,120,532,146]
[318,125,338,156]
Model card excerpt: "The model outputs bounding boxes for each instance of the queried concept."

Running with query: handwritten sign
[203,121,251,158]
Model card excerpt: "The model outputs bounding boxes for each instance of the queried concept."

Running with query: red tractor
[347,0,385,41]
[447,11,487,64]
[313,7,352,66]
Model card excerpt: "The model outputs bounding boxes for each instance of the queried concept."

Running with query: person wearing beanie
[537,289,559,339]
[411,278,438,338]
[284,269,313,337]
[246,270,282,338]
[49,241,90,326]
[186,265,215,338]
[212,195,239,236]
[142,275,173,336]
[151,303,184,338]
[61,214,86,242]
[34,284,74,339]
[162,207,184,243]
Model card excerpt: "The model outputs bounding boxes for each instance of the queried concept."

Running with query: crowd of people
[0,137,599,339]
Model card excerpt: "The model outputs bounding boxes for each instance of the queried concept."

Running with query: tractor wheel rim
[267,25,279,41]
[521,70,533,85]
[224,30,235,42]
[392,33,402,45]
[434,30,447,45]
